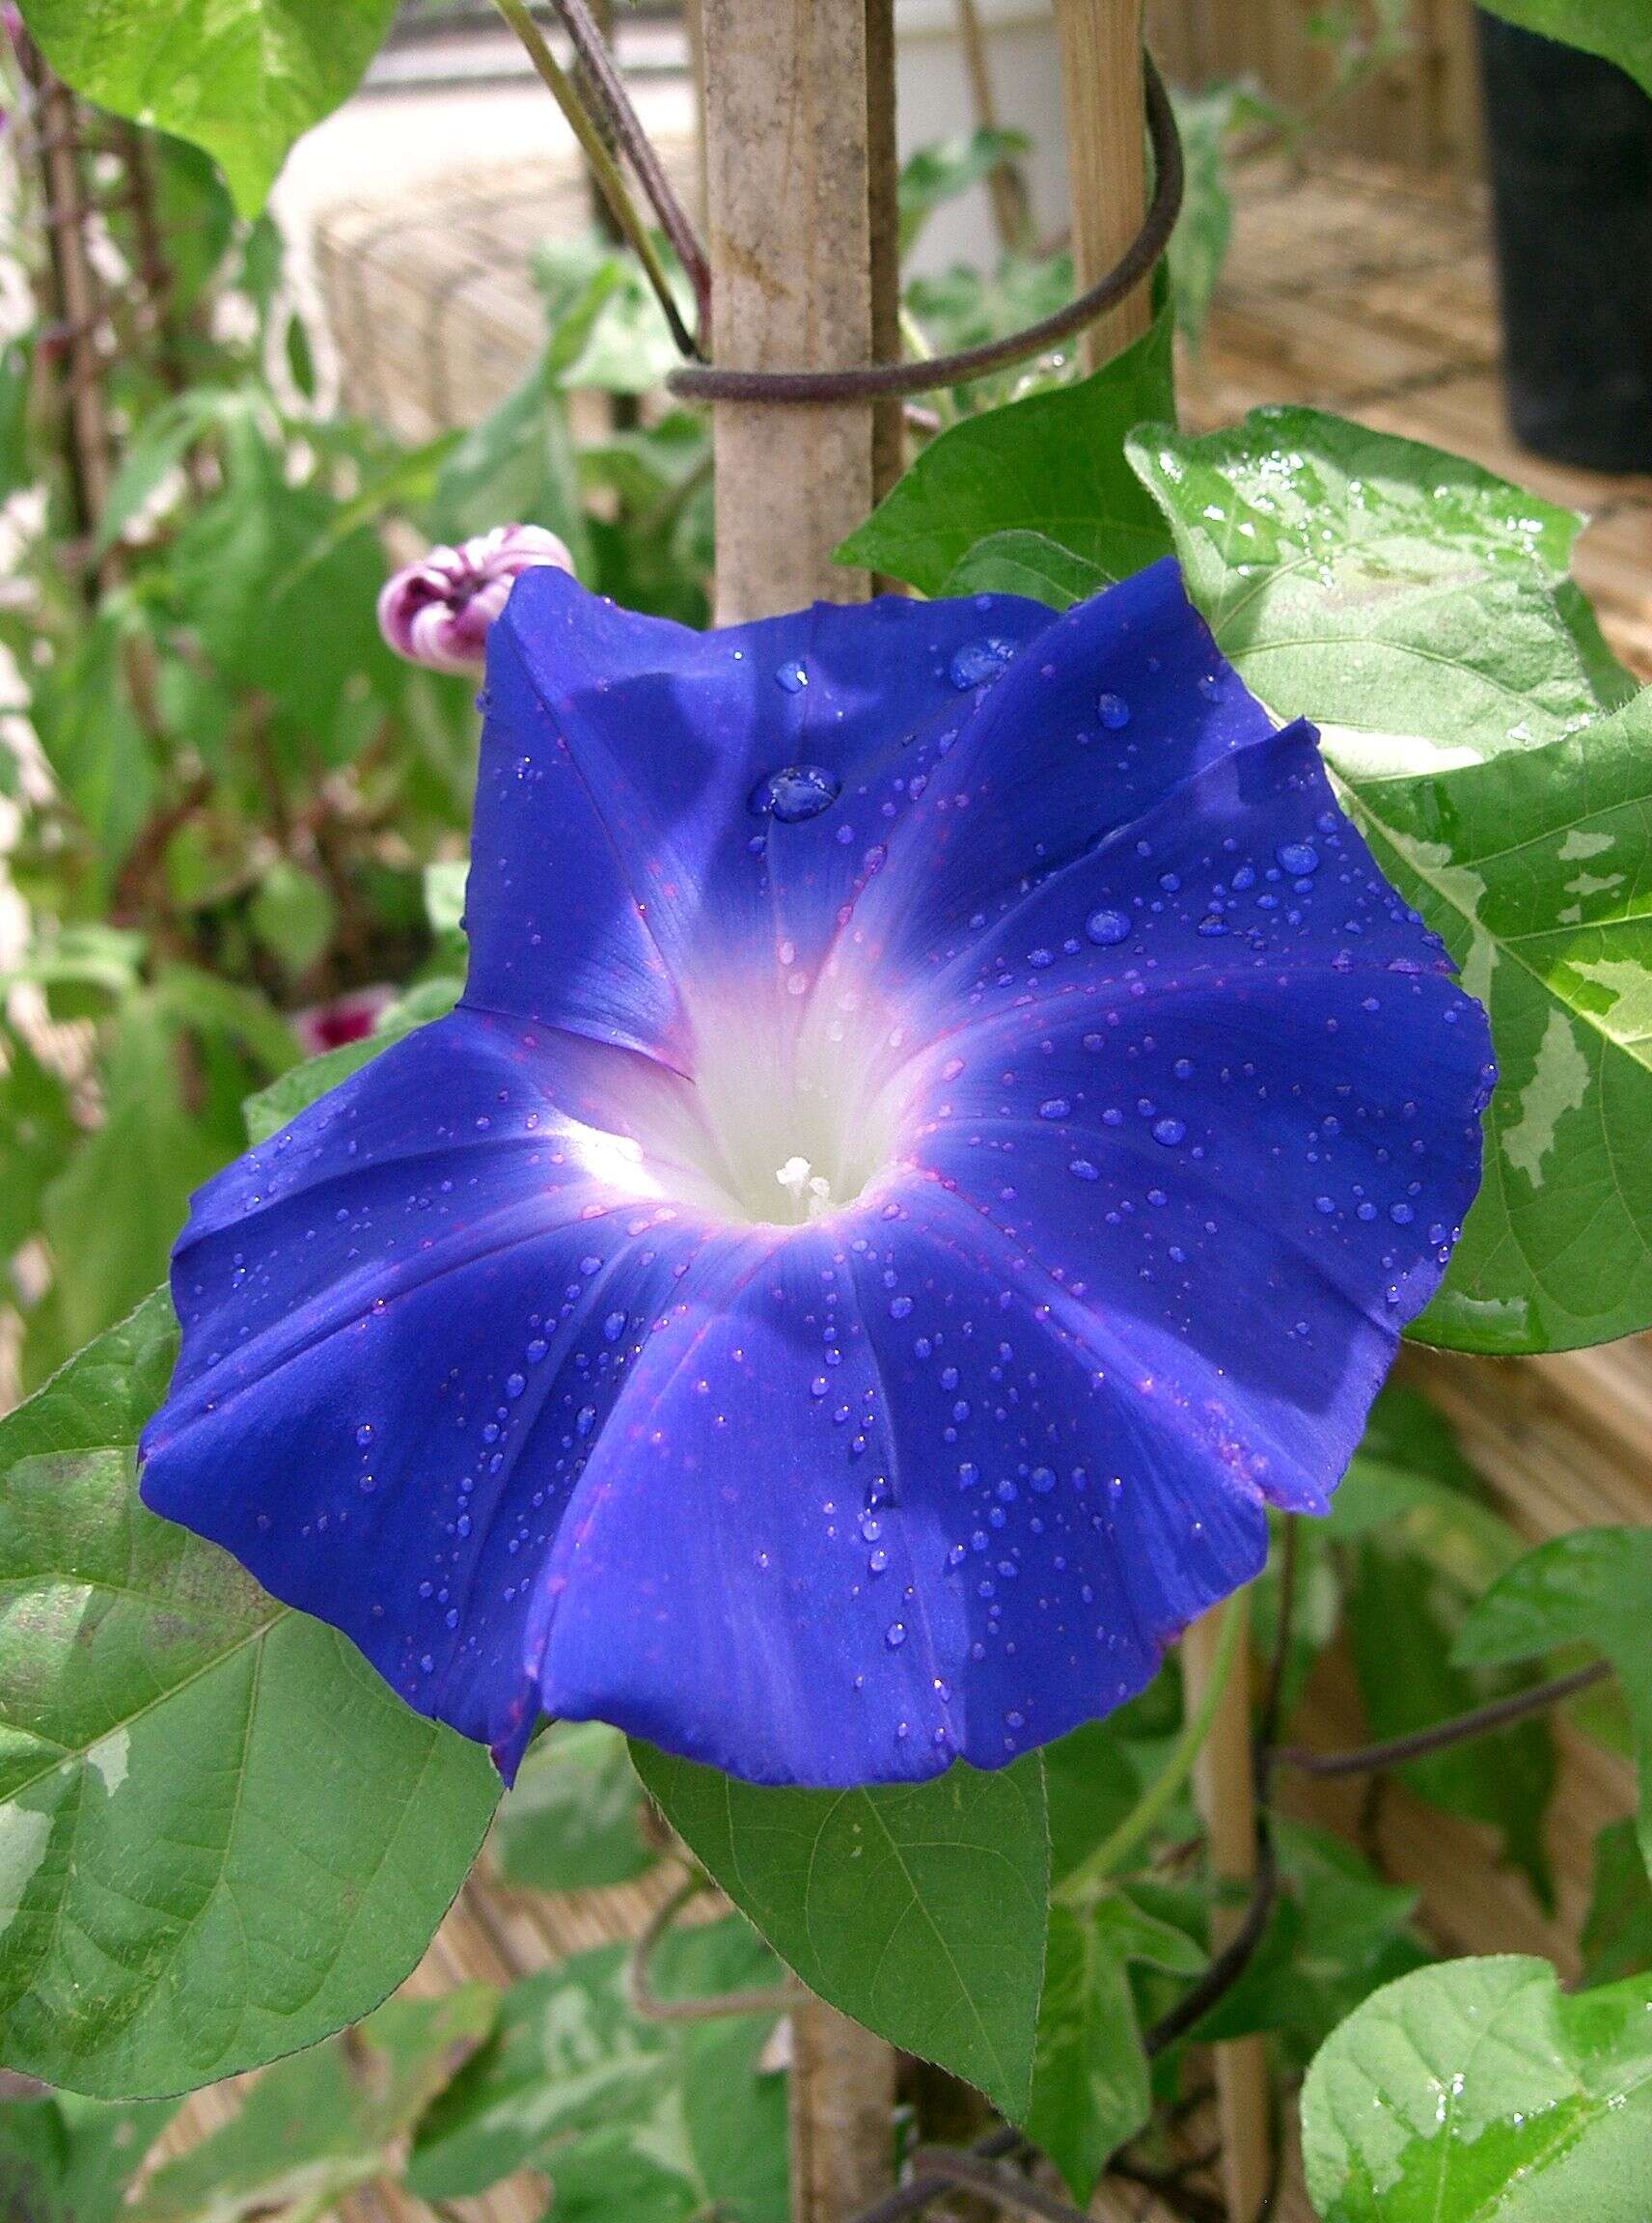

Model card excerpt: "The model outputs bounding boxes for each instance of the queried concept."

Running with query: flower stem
[1059,1589,1249,1902]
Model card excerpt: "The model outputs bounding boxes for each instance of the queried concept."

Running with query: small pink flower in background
[377,525,574,674]
[292,986,395,1058]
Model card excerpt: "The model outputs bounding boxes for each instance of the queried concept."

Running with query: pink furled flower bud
[376,525,574,674]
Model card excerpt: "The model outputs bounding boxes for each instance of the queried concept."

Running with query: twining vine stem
[488,0,700,359]
[626,1870,798,2024]
[1267,1657,1610,1779]
[487,0,1185,405]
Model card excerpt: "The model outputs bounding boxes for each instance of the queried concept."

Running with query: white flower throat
[569,970,912,1231]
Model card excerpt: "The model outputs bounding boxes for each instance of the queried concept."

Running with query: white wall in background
[895,0,1066,272]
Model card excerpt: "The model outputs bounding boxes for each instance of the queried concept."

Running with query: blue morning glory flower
[139,559,1492,1787]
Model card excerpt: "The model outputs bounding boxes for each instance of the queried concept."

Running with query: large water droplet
[775,657,809,693]
[1096,691,1131,729]
[749,763,841,823]
[1278,841,1320,876]
[949,636,1017,689]
[1086,907,1131,947]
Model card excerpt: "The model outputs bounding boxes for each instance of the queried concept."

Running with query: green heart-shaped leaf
[837,308,1175,595]
[0,1295,499,2097]
[631,1743,1049,2115]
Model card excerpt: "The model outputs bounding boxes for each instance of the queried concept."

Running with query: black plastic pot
[1476,9,1652,473]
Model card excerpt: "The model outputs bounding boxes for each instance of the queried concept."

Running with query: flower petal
[842,556,1277,982]
[469,571,1057,1064]
[902,717,1494,1343]
[142,1009,724,1772]
[530,1185,1273,1783]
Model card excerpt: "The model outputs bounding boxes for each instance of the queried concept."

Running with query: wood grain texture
[1055,0,1151,368]
[701,0,880,620]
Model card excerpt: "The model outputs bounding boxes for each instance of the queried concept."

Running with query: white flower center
[775,1155,836,1218]
[574,969,912,1230]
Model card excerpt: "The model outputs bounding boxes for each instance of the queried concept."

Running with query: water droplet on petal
[749,763,841,822]
[1096,691,1131,728]
[1086,907,1131,947]
[1278,841,1320,875]
[949,636,1017,689]
[775,657,809,693]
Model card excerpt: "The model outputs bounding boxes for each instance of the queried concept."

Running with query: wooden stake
[1054,0,1150,370]
[1184,1596,1272,2223]
[698,7,900,2214]
[788,2001,898,2223]
[700,0,888,621]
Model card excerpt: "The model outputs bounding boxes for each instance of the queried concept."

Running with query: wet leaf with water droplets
[1303,1956,1652,2222]
[1347,700,1652,1355]
[1128,405,1620,784]
[1132,407,1652,1355]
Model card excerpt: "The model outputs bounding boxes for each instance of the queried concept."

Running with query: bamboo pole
[1054,0,1150,370]
[700,0,888,620]
[697,7,900,2214]
[1184,1596,1272,2223]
